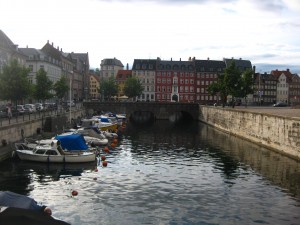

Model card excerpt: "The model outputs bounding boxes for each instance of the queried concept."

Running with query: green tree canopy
[34,68,53,102]
[207,60,254,106]
[0,60,32,104]
[123,77,144,99]
[99,76,118,100]
[53,76,69,100]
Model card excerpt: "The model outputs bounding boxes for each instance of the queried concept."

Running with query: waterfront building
[70,52,90,101]
[132,59,156,102]
[19,47,62,85]
[195,58,226,105]
[100,58,124,80]
[253,72,277,105]
[155,57,195,103]
[89,73,100,99]
[0,30,27,72]
[271,69,293,104]
[289,73,300,106]
[116,67,132,99]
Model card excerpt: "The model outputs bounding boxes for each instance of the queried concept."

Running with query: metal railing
[0,104,83,127]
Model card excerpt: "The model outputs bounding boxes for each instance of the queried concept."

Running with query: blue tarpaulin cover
[55,134,88,151]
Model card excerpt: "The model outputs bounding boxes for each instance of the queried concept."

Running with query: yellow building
[89,74,100,99]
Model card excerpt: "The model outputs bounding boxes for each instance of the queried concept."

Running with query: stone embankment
[0,109,85,161]
[199,106,300,160]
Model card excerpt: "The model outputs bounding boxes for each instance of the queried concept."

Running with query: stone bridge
[83,102,200,122]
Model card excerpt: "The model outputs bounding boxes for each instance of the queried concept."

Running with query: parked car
[35,103,44,111]
[17,105,26,114]
[66,101,75,107]
[24,104,37,113]
[0,106,7,118]
[273,102,288,107]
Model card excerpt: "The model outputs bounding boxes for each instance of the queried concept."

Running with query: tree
[53,76,69,100]
[207,60,253,107]
[34,68,53,102]
[0,60,32,105]
[99,76,118,101]
[124,77,144,99]
[236,69,254,106]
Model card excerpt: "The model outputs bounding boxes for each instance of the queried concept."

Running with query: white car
[24,104,36,113]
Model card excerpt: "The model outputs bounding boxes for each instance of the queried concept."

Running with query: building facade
[132,59,156,102]
[100,58,124,80]
[116,69,132,98]
[89,74,100,99]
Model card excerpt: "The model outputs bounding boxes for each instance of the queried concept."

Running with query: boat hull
[16,150,96,163]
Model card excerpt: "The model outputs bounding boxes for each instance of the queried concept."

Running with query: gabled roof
[41,42,62,61]
[0,30,15,50]
[271,69,293,80]
[90,74,100,82]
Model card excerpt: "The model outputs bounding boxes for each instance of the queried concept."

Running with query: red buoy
[71,190,78,196]
[101,155,106,161]
[102,161,108,167]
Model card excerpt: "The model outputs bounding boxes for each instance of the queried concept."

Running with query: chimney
[171,58,172,61]
[189,57,191,61]
[52,42,53,46]
[253,65,256,73]
[207,57,209,60]
[180,58,181,61]
[287,68,290,72]
[126,63,129,70]
[61,48,62,52]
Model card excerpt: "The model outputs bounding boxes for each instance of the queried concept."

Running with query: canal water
[1,121,300,225]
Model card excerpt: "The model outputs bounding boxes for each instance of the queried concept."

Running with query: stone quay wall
[0,109,84,161]
[198,106,300,160]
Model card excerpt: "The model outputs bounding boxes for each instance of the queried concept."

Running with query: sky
[1,0,300,73]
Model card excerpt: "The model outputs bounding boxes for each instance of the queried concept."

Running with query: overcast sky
[1,0,300,71]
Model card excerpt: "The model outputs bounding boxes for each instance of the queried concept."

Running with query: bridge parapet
[83,102,199,121]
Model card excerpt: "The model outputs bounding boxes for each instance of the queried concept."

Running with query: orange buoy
[113,139,118,144]
[101,155,106,161]
[104,146,109,153]
[110,143,116,148]
[71,190,78,196]
[102,161,108,167]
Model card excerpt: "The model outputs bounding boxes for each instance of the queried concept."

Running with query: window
[29,65,33,71]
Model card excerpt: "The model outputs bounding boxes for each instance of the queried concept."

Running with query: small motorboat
[15,134,96,163]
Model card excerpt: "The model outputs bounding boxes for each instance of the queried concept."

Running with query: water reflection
[198,124,300,198]
[1,121,300,225]
[126,121,300,199]
[0,158,97,195]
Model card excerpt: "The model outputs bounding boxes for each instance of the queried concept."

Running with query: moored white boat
[15,134,96,163]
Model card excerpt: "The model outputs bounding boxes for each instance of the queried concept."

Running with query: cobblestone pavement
[231,106,300,118]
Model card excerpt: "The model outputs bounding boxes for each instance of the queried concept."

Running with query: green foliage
[53,76,69,100]
[124,77,144,98]
[34,68,53,102]
[0,60,32,104]
[207,60,254,105]
[99,76,118,100]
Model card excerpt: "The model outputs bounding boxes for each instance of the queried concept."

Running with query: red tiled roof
[271,69,293,79]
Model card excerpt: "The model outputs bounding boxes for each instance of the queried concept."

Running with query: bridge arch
[83,102,199,122]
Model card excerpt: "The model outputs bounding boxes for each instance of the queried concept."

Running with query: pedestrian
[7,104,12,119]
